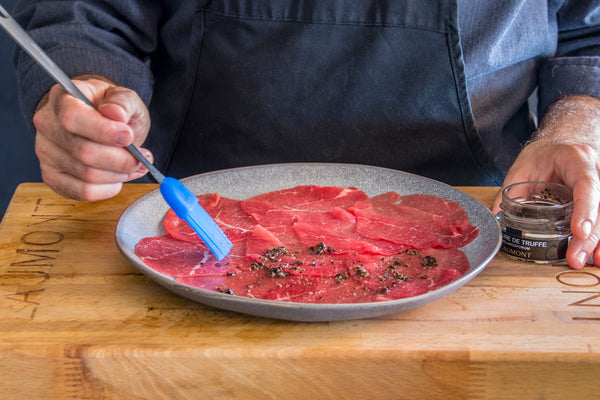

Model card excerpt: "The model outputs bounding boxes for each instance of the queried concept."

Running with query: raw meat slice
[240,185,368,227]
[178,273,330,302]
[135,235,246,277]
[245,225,302,262]
[397,194,480,237]
[164,193,256,244]
[245,224,349,278]
[350,248,470,300]
[176,248,469,304]
[293,207,408,255]
[350,192,479,249]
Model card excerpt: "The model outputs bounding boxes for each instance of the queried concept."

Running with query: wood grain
[0,183,599,399]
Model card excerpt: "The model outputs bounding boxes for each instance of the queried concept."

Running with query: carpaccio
[135,185,479,303]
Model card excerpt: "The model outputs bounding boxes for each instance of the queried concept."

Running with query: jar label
[500,227,569,262]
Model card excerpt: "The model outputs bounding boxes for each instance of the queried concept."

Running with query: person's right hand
[32,76,152,201]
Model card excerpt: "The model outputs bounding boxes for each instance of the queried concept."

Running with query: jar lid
[500,181,573,220]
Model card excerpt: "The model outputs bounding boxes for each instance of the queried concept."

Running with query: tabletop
[0,183,599,400]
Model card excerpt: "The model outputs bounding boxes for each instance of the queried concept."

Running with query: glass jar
[497,181,573,264]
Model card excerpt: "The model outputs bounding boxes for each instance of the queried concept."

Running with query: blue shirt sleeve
[538,1,600,117]
[12,0,162,132]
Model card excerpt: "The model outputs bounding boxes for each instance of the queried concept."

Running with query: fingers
[491,140,552,215]
[569,178,600,240]
[551,146,600,269]
[96,86,151,146]
[495,140,600,270]
[47,83,135,147]
[41,164,125,202]
[32,78,153,201]
[35,133,151,182]
[566,176,600,269]
[35,133,153,201]
[35,118,138,173]
[567,220,600,270]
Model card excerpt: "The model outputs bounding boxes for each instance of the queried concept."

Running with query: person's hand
[32,76,152,201]
[492,95,600,270]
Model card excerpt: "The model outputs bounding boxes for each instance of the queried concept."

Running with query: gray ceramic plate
[115,163,501,321]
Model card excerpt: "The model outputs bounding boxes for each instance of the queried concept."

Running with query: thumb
[97,102,129,123]
[96,86,151,146]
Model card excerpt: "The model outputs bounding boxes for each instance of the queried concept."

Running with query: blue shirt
[12,0,600,183]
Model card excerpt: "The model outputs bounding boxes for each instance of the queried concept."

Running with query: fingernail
[115,131,131,146]
[135,165,148,174]
[141,149,154,164]
[577,251,588,267]
[581,220,592,238]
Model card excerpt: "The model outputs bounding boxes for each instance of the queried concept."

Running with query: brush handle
[125,145,165,183]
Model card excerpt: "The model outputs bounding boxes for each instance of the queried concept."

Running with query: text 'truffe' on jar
[498,181,573,264]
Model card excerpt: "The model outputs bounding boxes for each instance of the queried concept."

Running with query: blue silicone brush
[0,5,233,260]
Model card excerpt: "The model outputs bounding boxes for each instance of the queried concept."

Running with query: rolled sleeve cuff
[538,56,600,118]
[16,45,153,134]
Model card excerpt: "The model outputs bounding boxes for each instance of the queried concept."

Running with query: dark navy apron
[166,0,494,185]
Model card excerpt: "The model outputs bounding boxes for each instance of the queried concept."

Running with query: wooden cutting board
[0,183,599,400]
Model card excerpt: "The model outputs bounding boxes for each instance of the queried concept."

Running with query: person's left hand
[491,95,600,270]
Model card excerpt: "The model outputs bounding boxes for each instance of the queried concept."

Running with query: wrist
[533,95,600,148]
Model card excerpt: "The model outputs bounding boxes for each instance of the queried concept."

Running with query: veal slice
[177,247,470,304]
[135,235,246,277]
[293,207,408,255]
[163,193,257,244]
[349,192,479,249]
[240,185,368,227]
